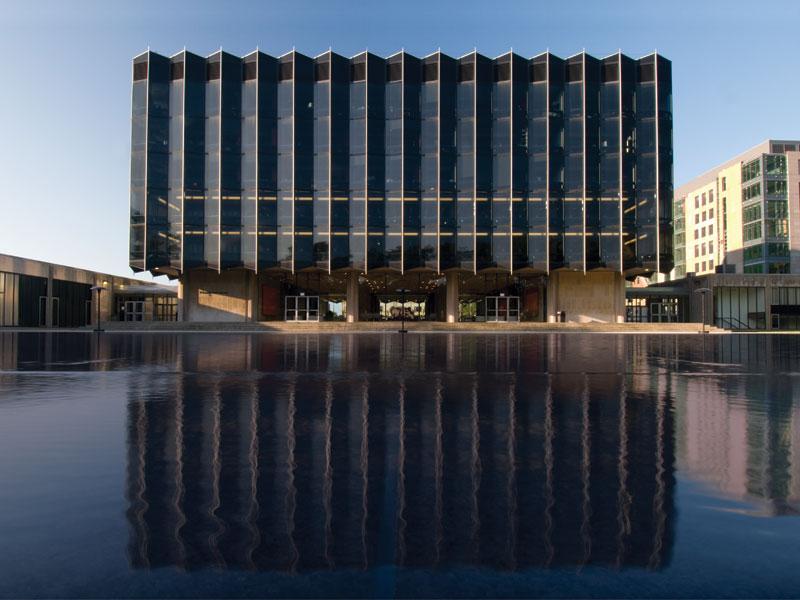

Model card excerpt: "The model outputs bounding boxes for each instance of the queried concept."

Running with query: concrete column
[545,270,625,323]
[177,278,185,322]
[615,272,626,323]
[45,266,53,327]
[546,273,557,323]
[144,297,154,321]
[705,289,714,327]
[765,281,773,330]
[246,271,257,322]
[346,272,359,323]
[445,272,460,323]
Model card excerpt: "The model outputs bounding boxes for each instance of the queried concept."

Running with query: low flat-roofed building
[0,253,177,327]
[629,271,800,330]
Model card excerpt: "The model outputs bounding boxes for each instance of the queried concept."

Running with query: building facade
[0,253,176,327]
[130,48,673,323]
[672,140,800,278]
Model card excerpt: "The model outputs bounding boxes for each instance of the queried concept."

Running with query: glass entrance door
[38,296,47,327]
[485,296,520,322]
[651,301,678,323]
[285,296,319,322]
[124,301,145,322]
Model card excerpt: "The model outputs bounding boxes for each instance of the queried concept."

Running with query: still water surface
[0,332,799,598]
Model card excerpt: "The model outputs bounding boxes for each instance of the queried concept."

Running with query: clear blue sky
[1,0,798,279]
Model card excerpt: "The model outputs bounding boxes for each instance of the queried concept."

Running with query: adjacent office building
[130,48,673,323]
[673,140,800,278]
[625,140,800,329]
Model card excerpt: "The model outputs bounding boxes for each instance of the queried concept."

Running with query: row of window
[766,180,787,197]
[693,189,714,209]
[765,154,787,177]
[743,219,787,243]
[744,262,789,274]
[742,155,787,184]
[693,207,714,223]
[694,240,714,257]
[743,204,761,224]
[693,259,714,272]
[767,201,787,219]
[693,223,714,239]
[742,158,761,183]
[744,222,762,242]
[743,182,761,202]
[772,285,800,304]
[744,242,790,262]
[766,218,789,239]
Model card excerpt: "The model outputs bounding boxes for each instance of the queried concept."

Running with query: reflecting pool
[0,332,799,598]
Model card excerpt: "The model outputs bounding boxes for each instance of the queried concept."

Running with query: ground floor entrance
[376,295,428,321]
[285,295,320,322]
[178,270,634,324]
[486,295,520,322]
[124,300,145,322]
[625,288,688,324]
[458,295,521,322]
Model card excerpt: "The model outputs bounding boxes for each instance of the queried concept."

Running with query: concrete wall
[181,269,258,322]
[546,271,625,323]
[0,253,156,288]
[718,162,743,273]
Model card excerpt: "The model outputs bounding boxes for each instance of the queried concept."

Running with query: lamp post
[395,288,411,334]
[91,285,104,332]
[694,287,711,334]
[91,281,108,332]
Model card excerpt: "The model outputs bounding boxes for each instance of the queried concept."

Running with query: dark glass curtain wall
[130,49,673,278]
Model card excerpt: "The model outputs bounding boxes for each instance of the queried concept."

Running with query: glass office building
[130,49,673,322]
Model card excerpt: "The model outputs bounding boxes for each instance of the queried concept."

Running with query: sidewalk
[83,320,718,334]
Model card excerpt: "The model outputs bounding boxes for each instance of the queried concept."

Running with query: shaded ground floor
[178,269,628,324]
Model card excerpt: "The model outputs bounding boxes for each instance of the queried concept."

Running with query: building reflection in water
[2,331,797,571]
[673,371,800,515]
[125,333,677,572]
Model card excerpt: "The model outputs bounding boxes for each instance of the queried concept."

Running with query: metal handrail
[715,316,752,330]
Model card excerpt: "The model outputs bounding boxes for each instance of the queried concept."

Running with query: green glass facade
[742,154,790,274]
